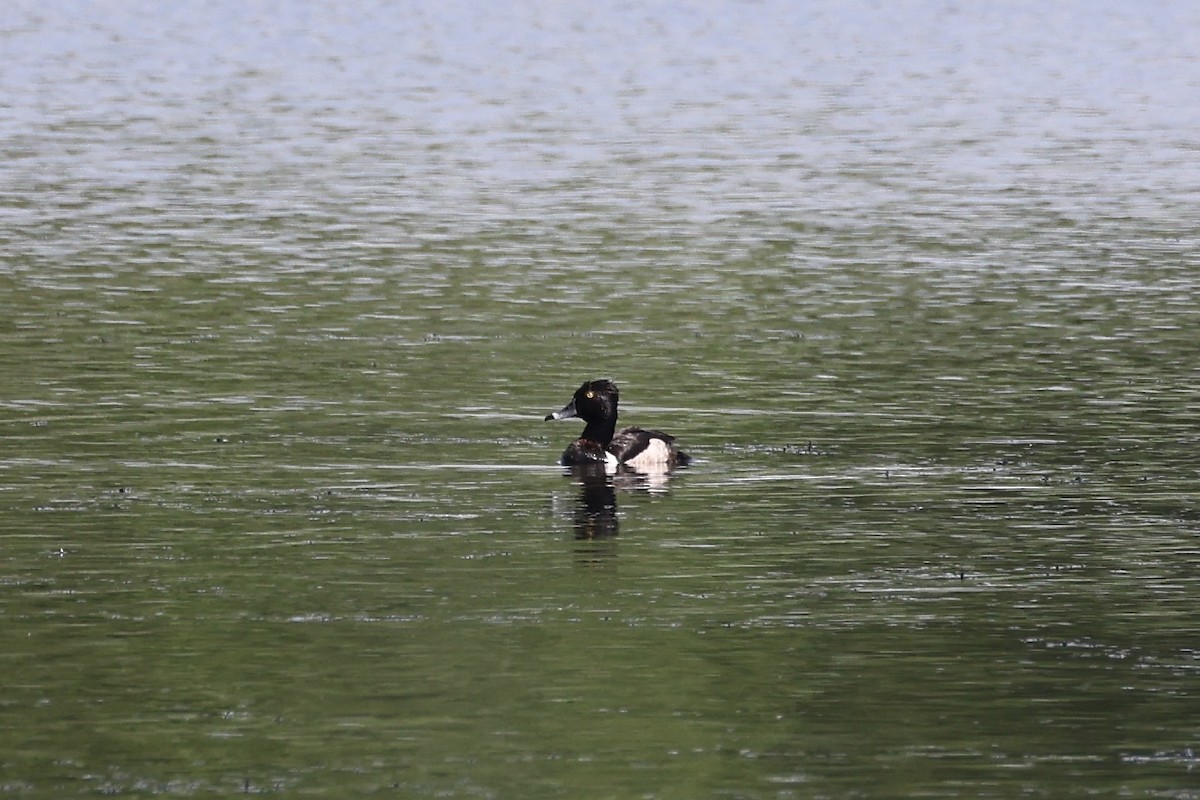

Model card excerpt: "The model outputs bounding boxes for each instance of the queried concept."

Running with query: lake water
[3,1,1199,797]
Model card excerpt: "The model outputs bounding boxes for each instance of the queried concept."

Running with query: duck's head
[544,379,619,425]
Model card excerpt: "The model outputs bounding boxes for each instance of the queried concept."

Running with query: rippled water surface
[3,1,1200,797]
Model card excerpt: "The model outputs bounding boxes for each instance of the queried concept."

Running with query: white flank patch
[623,438,672,470]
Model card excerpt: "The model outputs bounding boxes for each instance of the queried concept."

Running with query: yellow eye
[585,391,595,399]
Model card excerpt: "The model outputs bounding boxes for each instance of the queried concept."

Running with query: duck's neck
[581,417,617,446]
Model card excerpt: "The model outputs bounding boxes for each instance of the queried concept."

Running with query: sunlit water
[3,1,1199,797]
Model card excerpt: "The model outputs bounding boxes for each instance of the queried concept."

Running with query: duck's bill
[544,400,578,422]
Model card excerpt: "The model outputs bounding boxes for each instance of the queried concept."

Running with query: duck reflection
[563,461,682,541]
[568,463,619,539]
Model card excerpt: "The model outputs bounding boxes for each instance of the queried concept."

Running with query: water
[3,1,1200,796]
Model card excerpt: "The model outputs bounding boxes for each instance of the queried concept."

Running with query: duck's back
[609,427,691,469]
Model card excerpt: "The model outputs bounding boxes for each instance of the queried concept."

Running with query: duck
[543,379,691,470]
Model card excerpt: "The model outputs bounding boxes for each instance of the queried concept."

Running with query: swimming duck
[544,379,691,469]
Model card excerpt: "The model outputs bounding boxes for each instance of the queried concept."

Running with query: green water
[4,2,1200,797]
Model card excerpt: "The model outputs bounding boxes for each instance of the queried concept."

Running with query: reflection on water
[564,462,687,541]
[568,463,619,540]
[4,0,1200,797]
